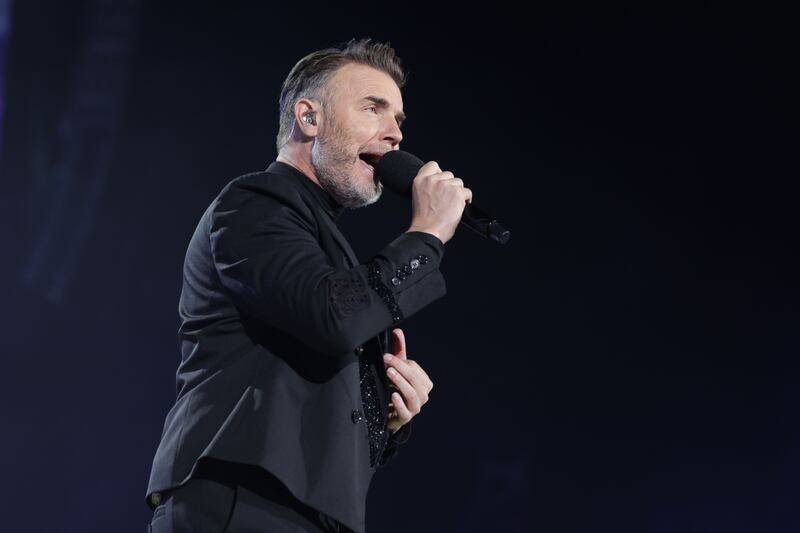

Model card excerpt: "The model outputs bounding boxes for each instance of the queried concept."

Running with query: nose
[381,116,403,147]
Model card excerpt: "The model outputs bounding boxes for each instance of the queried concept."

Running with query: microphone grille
[376,150,425,195]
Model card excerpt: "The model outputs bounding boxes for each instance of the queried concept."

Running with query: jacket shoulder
[217,169,308,206]
[210,170,317,227]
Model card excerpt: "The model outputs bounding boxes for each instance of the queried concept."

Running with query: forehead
[328,63,403,108]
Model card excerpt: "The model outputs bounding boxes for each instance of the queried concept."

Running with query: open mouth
[358,152,382,174]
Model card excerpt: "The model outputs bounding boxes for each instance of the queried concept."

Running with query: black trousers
[147,459,352,533]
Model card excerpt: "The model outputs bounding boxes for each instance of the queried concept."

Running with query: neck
[277,143,321,188]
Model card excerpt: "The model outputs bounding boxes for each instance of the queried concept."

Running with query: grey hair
[275,38,407,153]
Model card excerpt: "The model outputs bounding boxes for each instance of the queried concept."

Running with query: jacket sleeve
[378,419,413,467]
[209,183,447,355]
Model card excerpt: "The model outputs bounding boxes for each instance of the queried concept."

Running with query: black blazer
[146,161,447,533]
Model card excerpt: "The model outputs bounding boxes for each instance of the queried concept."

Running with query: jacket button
[391,277,401,286]
[351,409,363,423]
[410,259,420,270]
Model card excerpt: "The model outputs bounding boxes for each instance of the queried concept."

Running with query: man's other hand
[382,328,433,434]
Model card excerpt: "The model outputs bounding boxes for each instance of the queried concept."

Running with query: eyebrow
[363,96,406,126]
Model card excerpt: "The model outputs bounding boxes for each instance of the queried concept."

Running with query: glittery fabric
[337,252,391,467]
[366,259,404,325]
[359,350,389,468]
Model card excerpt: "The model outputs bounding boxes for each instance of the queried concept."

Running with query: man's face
[311,63,405,209]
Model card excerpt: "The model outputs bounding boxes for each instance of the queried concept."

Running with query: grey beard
[319,170,383,209]
[311,139,383,209]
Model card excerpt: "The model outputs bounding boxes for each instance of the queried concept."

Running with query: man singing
[145,38,472,533]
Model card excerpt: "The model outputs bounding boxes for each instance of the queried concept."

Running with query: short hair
[276,38,407,153]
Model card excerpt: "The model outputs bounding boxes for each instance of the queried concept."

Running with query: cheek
[346,115,379,139]
[331,114,376,154]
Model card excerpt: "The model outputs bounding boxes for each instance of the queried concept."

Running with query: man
[145,38,472,533]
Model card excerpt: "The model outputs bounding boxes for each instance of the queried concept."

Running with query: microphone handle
[460,203,511,244]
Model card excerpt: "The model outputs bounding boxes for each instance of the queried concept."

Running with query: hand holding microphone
[406,160,473,244]
[376,151,511,244]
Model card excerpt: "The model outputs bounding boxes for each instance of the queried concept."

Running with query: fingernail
[383,354,392,362]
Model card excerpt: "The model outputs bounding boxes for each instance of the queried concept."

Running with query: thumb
[390,328,407,360]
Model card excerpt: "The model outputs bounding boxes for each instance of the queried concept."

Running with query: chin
[364,188,382,206]
[349,183,382,209]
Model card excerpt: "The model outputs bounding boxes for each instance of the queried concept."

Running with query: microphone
[376,150,511,244]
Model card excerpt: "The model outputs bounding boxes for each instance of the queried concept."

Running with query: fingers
[389,391,411,423]
[383,355,432,410]
[400,358,432,393]
[418,160,442,178]
[426,170,472,202]
[390,328,407,359]
[463,186,473,204]
[419,165,466,188]
[385,366,421,413]
[384,352,434,432]
[440,175,472,204]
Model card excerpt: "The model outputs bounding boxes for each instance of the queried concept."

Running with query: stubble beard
[310,116,383,209]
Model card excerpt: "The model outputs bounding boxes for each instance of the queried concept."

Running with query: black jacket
[145,161,447,533]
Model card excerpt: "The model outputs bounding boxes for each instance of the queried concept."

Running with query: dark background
[1,2,796,532]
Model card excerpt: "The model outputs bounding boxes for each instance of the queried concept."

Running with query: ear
[293,98,320,138]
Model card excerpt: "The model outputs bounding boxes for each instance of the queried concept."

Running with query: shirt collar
[266,161,347,222]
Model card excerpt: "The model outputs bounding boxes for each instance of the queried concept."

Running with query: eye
[366,106,378,114]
